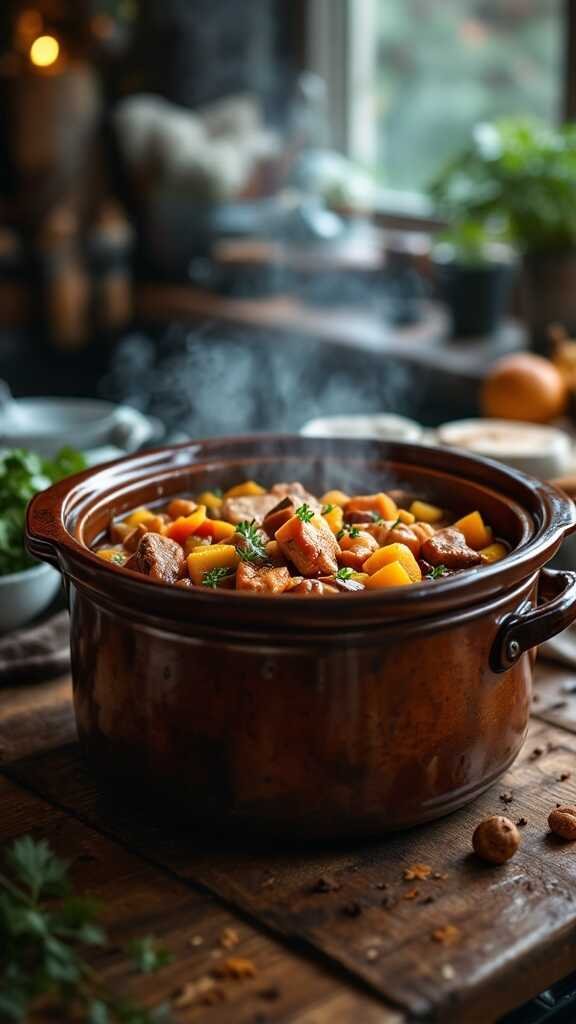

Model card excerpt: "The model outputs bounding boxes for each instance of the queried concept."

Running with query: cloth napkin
[0,611,70,685]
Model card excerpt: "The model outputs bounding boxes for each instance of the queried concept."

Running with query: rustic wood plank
[0,674,74,764]
[7,719,576,1023]
[0,773,398,1024]
[532,660,576,734]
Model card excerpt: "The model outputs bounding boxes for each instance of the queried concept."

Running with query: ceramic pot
[26,437,576,837]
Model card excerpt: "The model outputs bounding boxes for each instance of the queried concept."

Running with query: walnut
[472,815,520,864]
[548,805,576,840]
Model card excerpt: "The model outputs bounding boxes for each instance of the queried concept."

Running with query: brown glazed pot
[26,436,576,838]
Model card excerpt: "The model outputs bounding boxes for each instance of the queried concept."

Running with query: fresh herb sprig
[321,504,335,515]
[295,504,314,523]
[0,447,86,576]
[235,520,268,564]
[335,567,355,581]
[0,836,172,1023]
[201,567,230,589]
[426,564,449,579]
[336,524,361,542]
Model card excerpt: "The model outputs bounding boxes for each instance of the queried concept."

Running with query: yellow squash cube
[197,490,223,511]
[124,506,155,528]
[409,500,444,524]
[186,544,239,585]
[479,542,508,564]
[224,480,266,498]
[323,505,344,535]
[320,489,350,507]
[453,510,491,550]
[362,542,422,583]
[365,561,412,589]
[397,509,416,525]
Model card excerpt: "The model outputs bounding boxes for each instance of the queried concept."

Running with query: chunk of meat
[271,482,321,510]
[236,562,292,593]
[276,515,340,576]
[137,532,186,583]
[421,528,482,570]
[262,497,296,538]
[221,493,280,525]
[338,530,378,570]
[286,578,339,595]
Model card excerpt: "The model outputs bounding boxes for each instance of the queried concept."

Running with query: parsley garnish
[388,517,402,530]
[335,567,354,581]
[235,520,268,563]
[295,504,314,523]
[0,836,172,1022]
[321,504,335,515]
[111,553,125,565]
[337,525,361,541]
[201,567,230,588]
[427,564,449,579]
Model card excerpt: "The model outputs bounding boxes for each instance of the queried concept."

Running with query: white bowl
[300,414,423,442]
[436,418,573,480]
[0,562,62,635]
[0,397,158,457]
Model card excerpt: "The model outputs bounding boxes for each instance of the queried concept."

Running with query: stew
[95,480,509,595]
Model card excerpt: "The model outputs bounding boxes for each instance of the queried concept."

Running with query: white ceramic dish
[300,414,424,442]
[0,394,159,457]
[436,418,573,481]
[0,562,61,635]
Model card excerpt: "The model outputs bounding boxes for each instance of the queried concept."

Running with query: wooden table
[2,658,576,1024]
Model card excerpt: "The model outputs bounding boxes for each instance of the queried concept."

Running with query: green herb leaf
[335,567,354,580]
[321,504,335,515]
[201,567,230,588]
[426,564,449,579]
[127,936,173,975]
[5,836,70,902]
[337,524,361,542]
[235,520,268,564]
[295,504,314,523]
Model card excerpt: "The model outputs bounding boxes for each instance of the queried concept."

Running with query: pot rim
[26,434,576,629]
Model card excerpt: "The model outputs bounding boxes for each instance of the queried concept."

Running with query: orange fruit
[481,353,567,423]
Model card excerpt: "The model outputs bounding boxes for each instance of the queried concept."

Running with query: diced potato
[347,492,398,520]
[362,542,422,583]
[197,490,223,512]
[224,481,266,498]
[321,489,350,508]
[323,505,344,535]
[479,542,508,564]
[167,498,197,519]
[166,506,207,544]
[96,548,126,565]
[187,544,239,585]
[124,506,155,528]
[409,500,444,524]
[397,509,416,525]
[453,510,491,550]
[195,519,236,542]
[365,561,412,589]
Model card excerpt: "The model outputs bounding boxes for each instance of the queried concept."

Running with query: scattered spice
[516,817,528,828]
[432,925,460,946]
[433,872,449,881]
[403,863,432,881]
[548,805,576,840]
[213,957,257,981]
[472,816,520,864]
[548,701,568,711]
[499,792,514,805]
[442,963,456,980]
[365,947,380,962]
[261,876,276,889]
[173,976,222,1008]
[403,888,419,901]
[188,934,204,948]
[529,747,543,760]
[419,895,437,906]
[381,894,398,910]
[340,901,363,918]
[558,772,572,781]
[219,927,240,950]
[311,876,341,894]
[374,881,388,890]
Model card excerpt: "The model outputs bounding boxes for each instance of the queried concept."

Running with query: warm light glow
[30,35,60,68]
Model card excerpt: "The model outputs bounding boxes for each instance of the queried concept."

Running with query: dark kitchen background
[0,0,571,441]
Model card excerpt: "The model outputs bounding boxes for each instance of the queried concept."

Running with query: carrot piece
[363,542,422,582]
[166,506,207,544]
[453,511,491,550]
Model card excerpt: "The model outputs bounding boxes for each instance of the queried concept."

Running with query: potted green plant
[429,118,576,348]
[432,218,515,338]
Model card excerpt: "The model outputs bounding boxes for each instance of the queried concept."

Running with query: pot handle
[26,488,67,570]
[491,568,576,673]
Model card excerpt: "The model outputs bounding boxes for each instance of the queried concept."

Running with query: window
[308,0,565,210]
